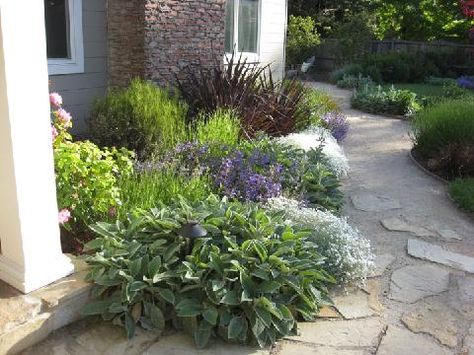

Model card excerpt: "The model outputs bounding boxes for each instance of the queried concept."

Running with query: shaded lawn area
[382,83,446,98]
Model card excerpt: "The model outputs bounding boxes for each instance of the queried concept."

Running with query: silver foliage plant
[267,197,374,285]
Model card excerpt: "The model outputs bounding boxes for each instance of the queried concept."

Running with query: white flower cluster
[267,197,374,285]
[276,126,350,178]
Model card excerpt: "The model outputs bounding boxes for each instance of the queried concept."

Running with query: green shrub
[301,87,340,127]
[330,64,364,83]
[117,169,212,218]
[89,79,188,160]
[352,84,421,116]
[337,74,374,89]
[286,15,321,65]
[411,99,474,177]
[332,13,374,63]
[449,178,474,212]
[425,77,457,86]
[193,109,242,146]
[83,196,334,347]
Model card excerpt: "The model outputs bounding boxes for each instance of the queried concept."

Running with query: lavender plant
[322,112,350,143]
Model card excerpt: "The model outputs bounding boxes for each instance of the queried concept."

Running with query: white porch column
[0,1,74,293]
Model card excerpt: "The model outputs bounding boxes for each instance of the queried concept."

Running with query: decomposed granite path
[21,82,474,355]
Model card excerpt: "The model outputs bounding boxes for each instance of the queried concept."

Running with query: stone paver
[381,217,434,237]
[351,195,401,212]
[377,326,451,355]
[461,323,474,355]
[370,254,396,277]
[277,342,366,355]
[389,264,450,303]
[286,318,385,348]
[407,239,474,273]
[437,229,463,242]
[332,289,376,319]
[401,298,460,347]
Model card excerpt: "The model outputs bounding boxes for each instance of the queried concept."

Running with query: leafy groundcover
[83,196,335,348]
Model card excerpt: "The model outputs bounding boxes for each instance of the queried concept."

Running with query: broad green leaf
[148,256,162,278]
[220,290,240,305]
[147,303,165,330]
[257,280,281,294]
[176,299,203,317]
[82,299,115,315]
[202,307,219,325]
[157,288,175,305]
[194,320,213,349]
[125,312,136,339]
[228,316,244,339]
[254,306,272,328]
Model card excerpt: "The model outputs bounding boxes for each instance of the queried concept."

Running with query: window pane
[225,0,234,53]
[45,0,70,59]
[238,0,258,53]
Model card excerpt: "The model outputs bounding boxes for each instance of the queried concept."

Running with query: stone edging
[409,149,474,218]
[408,149,448,184]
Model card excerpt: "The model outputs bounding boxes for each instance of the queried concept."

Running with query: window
[225,0,260,56]
[44,0,84,75]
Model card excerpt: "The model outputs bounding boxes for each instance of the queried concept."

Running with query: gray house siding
[48,0,107,133]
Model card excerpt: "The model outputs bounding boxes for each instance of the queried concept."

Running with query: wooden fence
[309,39,474,74]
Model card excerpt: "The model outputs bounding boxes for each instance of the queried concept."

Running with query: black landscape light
[177,220,208,255]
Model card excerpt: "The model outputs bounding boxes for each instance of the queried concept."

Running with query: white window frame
[224,0,261,63]
[47,0,84,75]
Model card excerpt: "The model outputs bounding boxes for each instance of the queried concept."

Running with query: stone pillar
[0,1,74,293]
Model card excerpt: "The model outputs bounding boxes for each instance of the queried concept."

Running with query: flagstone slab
[437,229,462,242]
[461,323,474,355]
[407,239,474,273]
[332,289,376,319]
[450,276,474,320]
[351,195,401,212]
[286,318,385,348]
[389,264,450,303]
[277,342,366,355]
[401,298,460,347]
[316,306,341,319]
[370,254,396,277]
[381,217,434,237]
[377,326,451,355]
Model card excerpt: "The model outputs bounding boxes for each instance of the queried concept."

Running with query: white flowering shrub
[276,127,350,178]
[267,197,374,284]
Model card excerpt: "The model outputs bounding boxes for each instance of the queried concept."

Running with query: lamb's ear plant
[83,196,335,348]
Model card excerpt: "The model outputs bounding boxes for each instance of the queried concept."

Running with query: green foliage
[371,0,474,42]
[411,99,474,177]
[84,196,335,347]
[178,53,310,137]
[286,15,321,65]
[55,140,134,230]
[89,79,188,160]
[193,109,242,146]
[425,77,457,86]
[301,87,340,126]
[449,178,474,212]
[330,64,365,83]
[332,13,374,63]
[117,169,212,218]
[351,84,421,116]
[337,74,374,89]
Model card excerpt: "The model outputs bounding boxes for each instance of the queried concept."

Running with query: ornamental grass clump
[83,196,335,348]
[192,109,242,146]
[177,53,310,137]
[411,99,474,178]
[301,87,340,127]
[89,79,188,160]
[267,197,374,284]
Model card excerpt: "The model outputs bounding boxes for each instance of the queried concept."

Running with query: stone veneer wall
[107,0,226,87]
[107,0,146,87]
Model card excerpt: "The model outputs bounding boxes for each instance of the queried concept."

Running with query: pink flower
[57,108,72,126]
[49,92,63,107]
[51,125,58,141]
[58,209,71,225]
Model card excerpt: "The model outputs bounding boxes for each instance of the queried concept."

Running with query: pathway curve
[21,83,474,355]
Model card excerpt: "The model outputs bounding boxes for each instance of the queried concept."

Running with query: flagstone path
[21,83,474,355]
